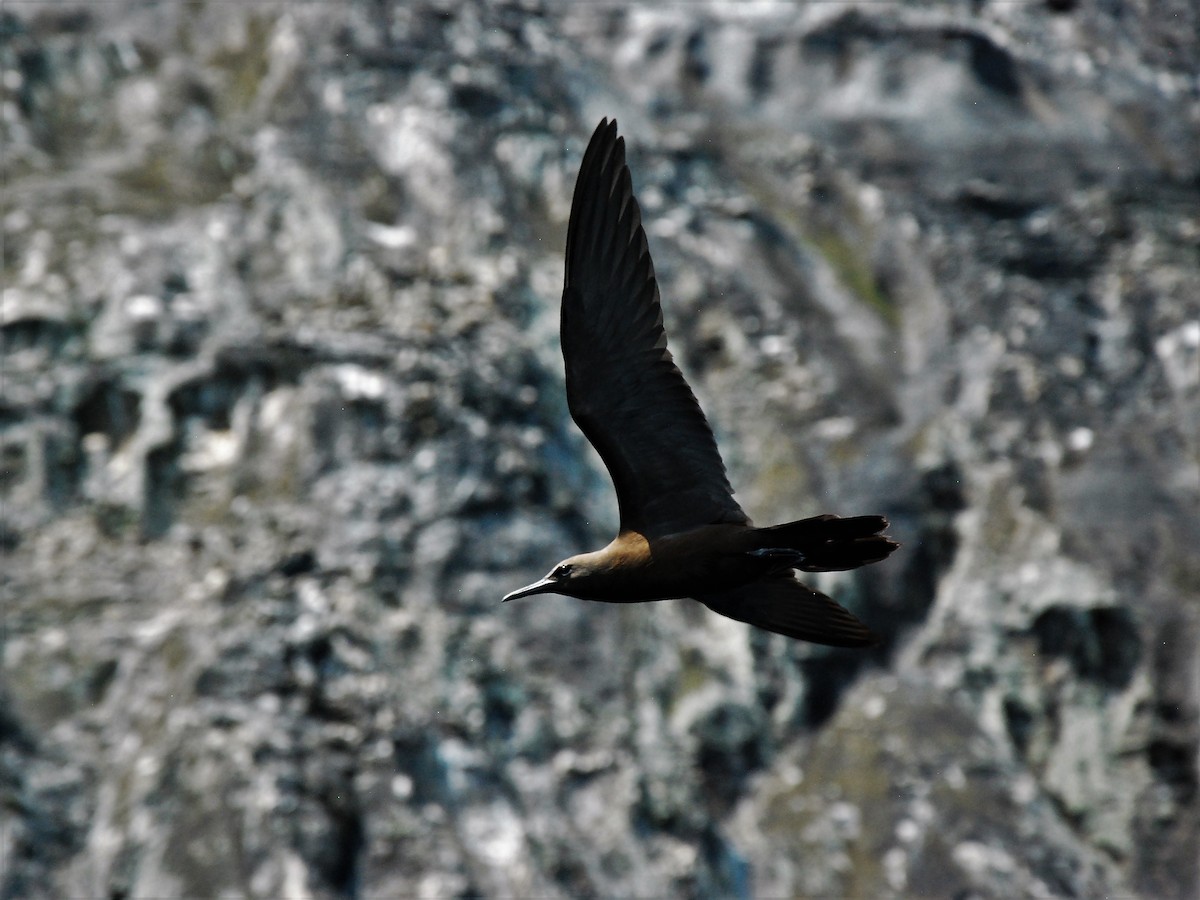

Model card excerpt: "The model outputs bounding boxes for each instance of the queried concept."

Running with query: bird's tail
[753,514,898,572]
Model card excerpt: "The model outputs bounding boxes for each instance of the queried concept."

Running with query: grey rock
[2,2,1197,898]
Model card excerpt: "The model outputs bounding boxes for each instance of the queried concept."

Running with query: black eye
[553,563,573,579]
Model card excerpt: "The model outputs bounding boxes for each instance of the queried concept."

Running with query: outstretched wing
[697,574,879,647]
[562,118,748,538]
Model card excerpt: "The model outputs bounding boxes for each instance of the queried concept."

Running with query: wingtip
[591,116,618,143]
[855,624,885,649]
[820,619,883,649]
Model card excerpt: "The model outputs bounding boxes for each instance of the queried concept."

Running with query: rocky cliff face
[2,2,1197,898]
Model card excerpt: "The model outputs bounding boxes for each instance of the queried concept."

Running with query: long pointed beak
[502,576,557,602]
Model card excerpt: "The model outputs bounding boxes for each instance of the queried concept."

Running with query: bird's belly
[615,552,766,602]
[577,526,771,603]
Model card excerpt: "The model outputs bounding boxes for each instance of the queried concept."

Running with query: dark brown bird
[503,118,897,647]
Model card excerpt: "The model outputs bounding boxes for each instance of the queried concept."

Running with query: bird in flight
[503,118,897,647]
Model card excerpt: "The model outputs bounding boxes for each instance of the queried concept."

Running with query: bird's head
[502,556,597,602]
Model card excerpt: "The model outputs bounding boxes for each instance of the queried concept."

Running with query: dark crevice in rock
[1032,605,1142,691]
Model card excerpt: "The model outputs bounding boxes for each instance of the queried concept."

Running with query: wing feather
[697,575,879,648]
[562,118,748,537]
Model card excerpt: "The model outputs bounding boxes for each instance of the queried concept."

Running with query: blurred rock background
[1,1,1198,897]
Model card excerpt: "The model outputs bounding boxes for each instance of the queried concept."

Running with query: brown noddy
[503,118,898,647]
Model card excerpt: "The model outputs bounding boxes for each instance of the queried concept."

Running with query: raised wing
[562,118,748,538]
[697,574,879,648]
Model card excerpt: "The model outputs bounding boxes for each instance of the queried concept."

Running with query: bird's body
[536,526,760,604]
[504,118,897,647]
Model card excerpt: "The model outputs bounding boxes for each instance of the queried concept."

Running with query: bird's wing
[696,574,879,647]
[562,118,748,538]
